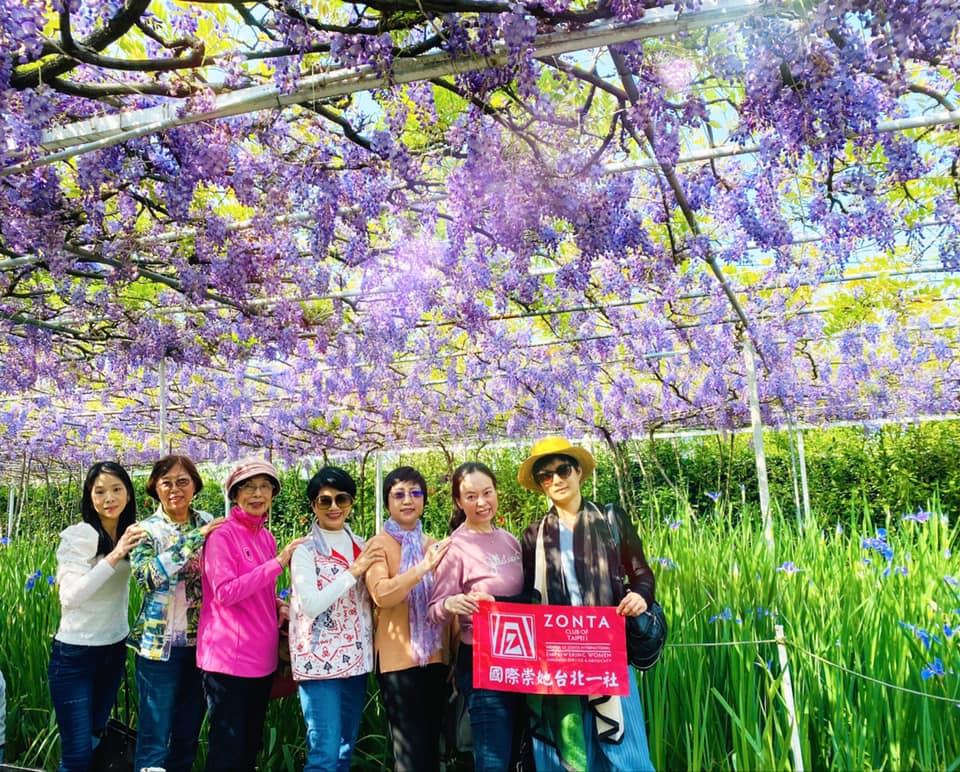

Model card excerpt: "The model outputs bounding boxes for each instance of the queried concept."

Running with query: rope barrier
[659,637,960,705]
[787,640,960,705]
[665,639,779,648]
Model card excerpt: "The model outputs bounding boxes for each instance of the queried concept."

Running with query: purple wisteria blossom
[0,0,955,467]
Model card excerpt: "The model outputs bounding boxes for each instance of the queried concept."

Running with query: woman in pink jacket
[197,458,305,772]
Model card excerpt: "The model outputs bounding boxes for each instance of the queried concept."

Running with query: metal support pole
[743,339,773,549]
[797,430,812,527]
[159,357,168,453]
[775,624,806,772]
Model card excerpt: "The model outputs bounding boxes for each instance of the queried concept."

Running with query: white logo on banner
[491,612,536,659]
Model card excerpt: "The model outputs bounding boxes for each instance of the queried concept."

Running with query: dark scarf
[530,500,628,754]
[540,500,623,608]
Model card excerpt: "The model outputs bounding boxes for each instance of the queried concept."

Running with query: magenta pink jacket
[197,506,283,677]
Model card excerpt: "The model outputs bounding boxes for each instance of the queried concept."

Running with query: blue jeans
[203,670,273,772]
[298,675,368,772]
[456,644,520,772]
[48,638,126,772]
[531,667,655,772]
[135,648,205,772]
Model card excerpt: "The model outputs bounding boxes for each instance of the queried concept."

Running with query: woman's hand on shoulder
[419,538,451,575]
[199,516,226,537]
[110,524,146,562]
[617,591,648,617]
[278,536,309,568]
[348,541,386,578]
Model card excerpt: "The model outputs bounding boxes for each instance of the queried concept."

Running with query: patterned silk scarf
[383,518,442,665]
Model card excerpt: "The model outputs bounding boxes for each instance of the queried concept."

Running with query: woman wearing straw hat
[197,458,306,772]
[518,437,656,772]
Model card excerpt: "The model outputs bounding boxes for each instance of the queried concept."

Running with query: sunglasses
[534,462,577,486]
[314,493,354,511]
[389,489,424,502]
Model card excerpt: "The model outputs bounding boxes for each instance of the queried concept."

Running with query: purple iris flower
[775,561,801,575]
[921,658,945,680]
[903,509,931,523]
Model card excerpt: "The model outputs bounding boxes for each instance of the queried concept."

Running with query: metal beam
[2,0,774,177]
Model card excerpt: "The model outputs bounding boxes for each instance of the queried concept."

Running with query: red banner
[471,600,629,696]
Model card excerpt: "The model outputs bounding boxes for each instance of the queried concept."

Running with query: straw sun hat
[517,437,596,493]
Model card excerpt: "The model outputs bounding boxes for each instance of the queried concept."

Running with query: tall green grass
[640,507,960,770]
[2,507,958,770]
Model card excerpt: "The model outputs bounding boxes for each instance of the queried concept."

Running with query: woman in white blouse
[288,466,383,772]
[48,461,144,772]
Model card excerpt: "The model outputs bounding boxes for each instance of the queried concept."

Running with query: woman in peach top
[365,466,450,771]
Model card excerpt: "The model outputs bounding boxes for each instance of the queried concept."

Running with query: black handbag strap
[113,648,132,725]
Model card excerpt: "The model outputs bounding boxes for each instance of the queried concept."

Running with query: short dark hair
[82,462,138,557]
[146,455,204,500]
[307,466,357,503]
[449,461,497,533]
[383,466,428,510]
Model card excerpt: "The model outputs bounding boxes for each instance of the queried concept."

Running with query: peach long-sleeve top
[364,528,450,673]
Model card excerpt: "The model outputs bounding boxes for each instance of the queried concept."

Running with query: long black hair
[81,461,138,557]
[448,461,498,533]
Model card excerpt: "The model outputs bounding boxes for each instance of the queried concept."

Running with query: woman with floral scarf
[364,466,451,771]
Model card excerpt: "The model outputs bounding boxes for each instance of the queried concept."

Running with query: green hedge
[3,420,960,544]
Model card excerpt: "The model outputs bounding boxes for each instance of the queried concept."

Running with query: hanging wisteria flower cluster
[0,0,957,468]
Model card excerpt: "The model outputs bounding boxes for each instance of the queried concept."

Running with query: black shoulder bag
[603,504,668,671]
[91,659,137,772]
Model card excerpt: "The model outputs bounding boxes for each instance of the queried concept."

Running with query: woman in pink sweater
[197,458,305,772]
[428,461,525,772]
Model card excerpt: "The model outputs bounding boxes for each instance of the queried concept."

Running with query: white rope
[663,636,960,705]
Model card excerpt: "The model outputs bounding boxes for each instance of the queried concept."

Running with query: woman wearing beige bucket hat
[518,437,656,772]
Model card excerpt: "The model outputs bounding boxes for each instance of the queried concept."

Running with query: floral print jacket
[128,505,214,661]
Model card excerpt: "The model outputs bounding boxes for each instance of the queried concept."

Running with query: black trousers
[377,661,449,772]
[202,670,273,772]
